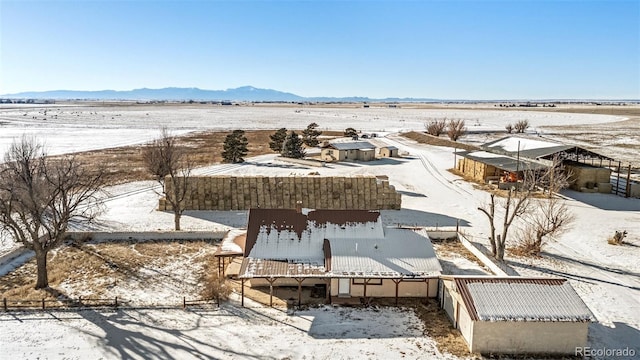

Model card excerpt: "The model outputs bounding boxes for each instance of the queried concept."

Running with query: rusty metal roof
[455,277,595,322]
[238,258,327,278]
[245,208,382,258]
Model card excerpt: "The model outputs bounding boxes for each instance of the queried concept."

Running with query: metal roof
[457,151,548,172]
[239,258,327,278]
[324,141,376,150]
[481,136,614,161]
[455,277,595,322]
[245,208,383,260]
[329,228,442,278]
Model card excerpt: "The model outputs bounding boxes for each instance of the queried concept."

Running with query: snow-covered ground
[0,297,455,360]
[1,104,639,358]
[0,103,627,156]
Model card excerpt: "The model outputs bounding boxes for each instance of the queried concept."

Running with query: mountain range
[0,86,438,102]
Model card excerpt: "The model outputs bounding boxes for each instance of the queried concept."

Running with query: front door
[338,278,350,296]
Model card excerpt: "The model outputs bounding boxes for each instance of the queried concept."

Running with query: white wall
[471,321,589,355]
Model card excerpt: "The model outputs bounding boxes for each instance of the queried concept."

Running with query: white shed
[441,276,594,355]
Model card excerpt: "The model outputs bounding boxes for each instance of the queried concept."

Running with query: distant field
[1,102,638,167]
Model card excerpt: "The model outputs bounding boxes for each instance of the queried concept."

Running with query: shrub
[201,259,232,303]
[505,123,514,133]
[514,119,530,133]
[425,119,447,136]
[446,119,466,141]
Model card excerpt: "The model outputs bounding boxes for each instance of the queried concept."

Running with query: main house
[237,207,442,305]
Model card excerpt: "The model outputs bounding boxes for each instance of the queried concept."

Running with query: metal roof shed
[441,276,594,355]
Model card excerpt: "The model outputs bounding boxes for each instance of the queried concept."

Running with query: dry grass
[431,238,488,272]
[401,131,480,151]
[412,299,478,358]
[61,129,343,186]
[0,240,217,301]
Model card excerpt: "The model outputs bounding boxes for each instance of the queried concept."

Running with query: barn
[457,136,614,192]
[440,276,594,355]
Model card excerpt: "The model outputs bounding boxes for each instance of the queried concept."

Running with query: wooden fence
[610,164,640,198]
[2,296,218,311]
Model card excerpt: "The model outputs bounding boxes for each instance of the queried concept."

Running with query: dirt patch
[62,129,343,186]
[412,298,479,358]
[402,131,480,151]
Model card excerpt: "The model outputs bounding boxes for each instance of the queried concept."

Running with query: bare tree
[0,137,105,289]
[446,119,466,141]
[505,123,514,133]
[514,119,530,133]
[478,187,531,260]
[143,128,192,230]
[519,197,574,255]
[425,118,447,136]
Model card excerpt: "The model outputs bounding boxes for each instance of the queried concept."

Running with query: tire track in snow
[379,136,472,196]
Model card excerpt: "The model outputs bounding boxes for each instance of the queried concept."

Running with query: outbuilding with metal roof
[440,276,594,355]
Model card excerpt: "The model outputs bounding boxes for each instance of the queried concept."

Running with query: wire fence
[2,296,218,312]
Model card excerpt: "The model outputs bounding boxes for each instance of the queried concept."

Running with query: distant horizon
[1,0,638,99]
[1,85,638,102]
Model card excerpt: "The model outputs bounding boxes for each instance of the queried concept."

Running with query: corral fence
[2,296,218,312]
[609,163,640,198]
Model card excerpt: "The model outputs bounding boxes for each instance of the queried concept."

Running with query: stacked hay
[159,175,401,211]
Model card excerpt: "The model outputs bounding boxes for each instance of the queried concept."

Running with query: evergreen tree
[281,131,306,159]
[344,127,358,138]
[222,129,248,163]
[269,127,288,152]
[302,122,322,147]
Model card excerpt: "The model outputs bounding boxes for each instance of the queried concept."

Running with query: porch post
[241,278,245,307]
[268,277,276,307]
[363,279,367,302]
[325,278,331,304]
[295,278,303,306]
[393,279,401,306]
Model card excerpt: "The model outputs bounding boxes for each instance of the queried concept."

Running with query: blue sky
[1,0,638,99]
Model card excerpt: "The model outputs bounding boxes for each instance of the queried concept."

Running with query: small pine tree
[222,129,248,163]
[302,122,322,147]
[269,128,288,152]
[344,127,358,138]
[281,131,306,159]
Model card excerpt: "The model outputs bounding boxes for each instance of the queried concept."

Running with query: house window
[352,278,383,285]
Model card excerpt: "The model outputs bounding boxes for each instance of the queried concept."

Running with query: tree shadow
[438,259,489,276]
[397,190,427,198]
[73,308,274,360]
[589,321,640,355]
[182,210,249,228]
[542,251,640,279]
[560,189,640,211]
[380,208,470,228]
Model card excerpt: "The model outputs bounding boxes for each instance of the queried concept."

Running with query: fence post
[183,297,186,310]
[42,298,45,310]
[616,161,622,196]
[114,296,118,308]
[3,298,6,311]
[626,165,632,198]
